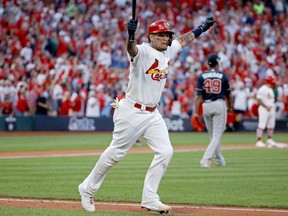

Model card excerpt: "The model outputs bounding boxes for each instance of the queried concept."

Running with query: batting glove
[201,17,215,32]
[127,19,138,41]
[110,97,120,109]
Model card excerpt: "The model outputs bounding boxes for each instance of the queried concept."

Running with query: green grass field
[0,132,287,216]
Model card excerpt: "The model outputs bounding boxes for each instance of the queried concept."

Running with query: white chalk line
[0,146,258,159]
[0,198,287,213]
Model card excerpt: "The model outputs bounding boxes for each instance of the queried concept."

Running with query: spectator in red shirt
[58,91,71,116]
[15,90,30,116]
[70,89,82,116]
[1,95,14,115]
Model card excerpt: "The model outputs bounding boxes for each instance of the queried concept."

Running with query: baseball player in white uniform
[78,17,215,214]
[255,76,287,148]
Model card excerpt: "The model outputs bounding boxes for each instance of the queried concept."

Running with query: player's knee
[110,148,126,164]
[161,145,173,161]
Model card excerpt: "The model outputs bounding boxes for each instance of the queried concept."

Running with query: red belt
[134,103,157,112]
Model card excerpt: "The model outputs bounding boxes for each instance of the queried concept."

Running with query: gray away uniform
[196,68,231,167]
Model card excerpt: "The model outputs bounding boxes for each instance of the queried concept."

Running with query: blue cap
[208,54,220,67]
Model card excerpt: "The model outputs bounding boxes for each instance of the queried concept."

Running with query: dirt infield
[1,198,288,216]
[1,132,288,215]
[0,144,256,159]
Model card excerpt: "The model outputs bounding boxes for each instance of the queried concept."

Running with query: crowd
[0,0,288,122]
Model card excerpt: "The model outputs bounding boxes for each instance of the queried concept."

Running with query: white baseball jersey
[125,40,182,106]
[256,84,275,108]
[86,97,100,117]
[257,84,276,129]
[79,39,182,208]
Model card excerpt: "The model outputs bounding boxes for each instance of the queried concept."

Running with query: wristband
[192,27,203,38]
[128,35,135,43]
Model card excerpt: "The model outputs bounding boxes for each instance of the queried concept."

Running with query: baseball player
[193,54,233,168]
[255,76,285,148]
[78,17,215,213]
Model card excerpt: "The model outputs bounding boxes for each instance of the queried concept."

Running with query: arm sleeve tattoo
[127,41,138,58]
[176,32,196,47]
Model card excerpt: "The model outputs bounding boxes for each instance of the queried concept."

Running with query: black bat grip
[130,0,136,62]
[132,0,136,20]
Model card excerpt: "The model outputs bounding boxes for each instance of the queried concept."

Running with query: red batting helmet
[265,76,276,86]
[148,20,174,35]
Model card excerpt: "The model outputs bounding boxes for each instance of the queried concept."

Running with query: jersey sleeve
[166,40,182,60]
[126,44,147,64]
[256,87,264,100]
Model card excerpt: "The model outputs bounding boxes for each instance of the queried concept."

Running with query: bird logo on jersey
[145,59,168,81]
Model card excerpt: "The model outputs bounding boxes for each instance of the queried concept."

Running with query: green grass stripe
[0,132,287,152]
[0,149,287,209]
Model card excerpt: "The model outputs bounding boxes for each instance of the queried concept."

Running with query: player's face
[150,33,172,51]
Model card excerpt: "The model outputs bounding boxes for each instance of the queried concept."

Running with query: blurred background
[0,0,287,128]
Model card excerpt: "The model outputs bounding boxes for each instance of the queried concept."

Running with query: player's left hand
[190,114,205,132]
[227,107,233,113]
[110,97,120,109]
[201,17,215,32]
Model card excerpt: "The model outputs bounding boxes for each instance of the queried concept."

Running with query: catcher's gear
[127,19,138,42]
[200,17,215,32]
[190,114,205,132]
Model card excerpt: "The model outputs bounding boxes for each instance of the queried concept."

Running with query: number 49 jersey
[196,68,231,101]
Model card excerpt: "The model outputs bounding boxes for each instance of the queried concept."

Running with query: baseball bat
[130,0,136,62]
[129,0,136,42]
[132,0,136,20]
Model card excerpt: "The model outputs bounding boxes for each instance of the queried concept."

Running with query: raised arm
[126,19,139,58]
[176,17,215,47]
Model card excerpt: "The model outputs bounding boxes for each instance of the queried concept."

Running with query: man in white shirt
[86,91,100,117]
[232,81,248,121]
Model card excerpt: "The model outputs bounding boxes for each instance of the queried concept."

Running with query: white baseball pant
[80,98,173,205]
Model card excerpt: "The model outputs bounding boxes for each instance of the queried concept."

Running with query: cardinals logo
[145,59,168,81]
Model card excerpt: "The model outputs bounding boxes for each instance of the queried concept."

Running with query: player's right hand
[127,19,138,38]
[201,17,215,32]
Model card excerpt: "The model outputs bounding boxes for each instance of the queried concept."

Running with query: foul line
[0,198,287,214]
[0,145,257,159]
